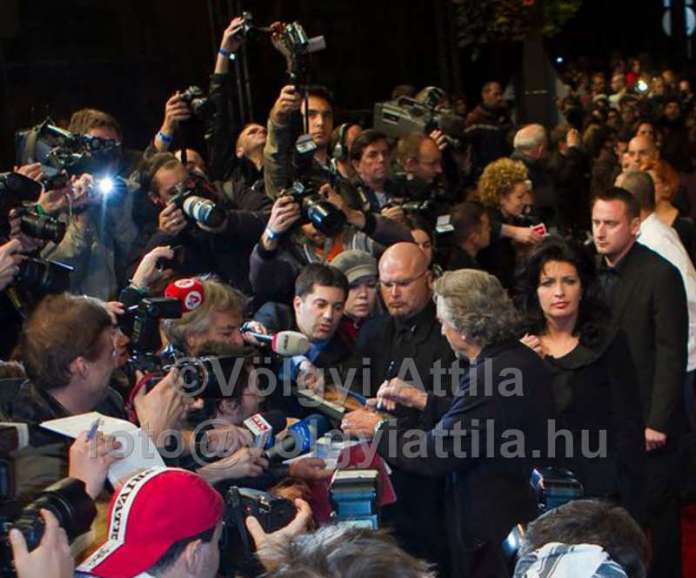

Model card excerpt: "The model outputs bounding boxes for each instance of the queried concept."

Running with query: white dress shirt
[638,212,696,371]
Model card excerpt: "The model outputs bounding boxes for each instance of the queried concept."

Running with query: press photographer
[249,186,411,305]
[132,153,268,294]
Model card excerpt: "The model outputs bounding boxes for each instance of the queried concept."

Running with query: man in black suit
[342,269,555,578]
[341,242,459,577]
[592,186,687,578]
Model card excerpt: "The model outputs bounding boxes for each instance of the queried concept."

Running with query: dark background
[0,0,688,167]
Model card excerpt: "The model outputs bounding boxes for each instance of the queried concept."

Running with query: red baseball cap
[78,467,224,578]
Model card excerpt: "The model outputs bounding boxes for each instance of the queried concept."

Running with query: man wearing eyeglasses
[343,241,458,578]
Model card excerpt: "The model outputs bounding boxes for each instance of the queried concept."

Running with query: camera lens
[16,258,72,294]
[182,196,226,229]
[11,478,96,551]
[303,197,346,237]
[19,214,66,243]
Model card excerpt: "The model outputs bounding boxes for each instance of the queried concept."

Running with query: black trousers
[645,444,682,578]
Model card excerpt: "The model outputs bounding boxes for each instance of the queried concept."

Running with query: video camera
[170,172,227,230]
[270,20,326,87]
[221,486,296,577]
[16,119,121,180]
[374,94,466,150]
[0,425,96,578]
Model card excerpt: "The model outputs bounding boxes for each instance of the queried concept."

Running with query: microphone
[264,414,331,462]
[241,323,310,356]
[243,410,287,449]
[164,278,205,313]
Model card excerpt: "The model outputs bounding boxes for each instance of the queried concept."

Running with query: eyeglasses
[379,269,428,290]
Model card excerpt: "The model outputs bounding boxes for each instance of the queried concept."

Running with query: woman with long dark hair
[516,237,646,522]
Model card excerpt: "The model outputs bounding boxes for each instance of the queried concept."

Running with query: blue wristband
[219,47,235,60]
[265,227,280,241]
[158,131,173,144]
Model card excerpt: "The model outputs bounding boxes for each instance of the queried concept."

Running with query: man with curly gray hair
[342,269,555,578]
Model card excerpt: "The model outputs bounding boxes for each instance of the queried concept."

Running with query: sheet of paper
[41,412,164,486]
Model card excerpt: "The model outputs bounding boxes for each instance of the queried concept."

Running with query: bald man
[343,241,458,577]
[512,123,556,225]
[625,135,659,172]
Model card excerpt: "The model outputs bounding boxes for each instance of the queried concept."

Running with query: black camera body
[0,426,96,578]
[221,487,296,577]
[141,354,248,400]
[180,86,214,121]
[285,180,345,238]
[119,297,182,365]
[0,171,66,244]
[170,174,226,230]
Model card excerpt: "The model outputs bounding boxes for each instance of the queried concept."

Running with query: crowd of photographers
[0,13,694,578]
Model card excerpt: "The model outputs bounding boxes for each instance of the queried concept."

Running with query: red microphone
[164,278,205,313]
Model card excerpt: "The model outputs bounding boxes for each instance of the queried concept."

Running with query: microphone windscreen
[261,410,288,434]
[271,331,311,356]
[164,278,205,313]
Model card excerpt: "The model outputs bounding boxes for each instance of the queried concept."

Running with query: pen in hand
[86,418,102,442]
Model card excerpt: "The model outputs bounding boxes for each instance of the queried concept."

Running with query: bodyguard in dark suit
[593,187,688,578]
[342,242,459,577]
[342,270,555,578]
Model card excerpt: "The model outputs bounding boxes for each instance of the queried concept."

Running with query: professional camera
[0,171,66,243]
[530,467,584,512]
[169,173,226,229]
[119,297,182,368]
[179,86,214,121]
[142,354,249,400]
[270,20,326,87]
[285,180,345,237]
[220,487,296,577]
[329,469,380,530]
[0,425,96,578]
[373,95,466,150]
[15,119,121,178]
[14,258,72,295]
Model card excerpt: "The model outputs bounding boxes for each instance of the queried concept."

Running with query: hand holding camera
[221,16,249,54]
[270,85,302,125]
[131,245,177,291]
[158,202,187,236]
[159,92,191,142]
[0,238,25,290]
[9,509,74,578]
[134,367,191,444]
[262,196,302,249]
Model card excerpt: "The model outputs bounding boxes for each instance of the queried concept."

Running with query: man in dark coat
[593,187,688,578]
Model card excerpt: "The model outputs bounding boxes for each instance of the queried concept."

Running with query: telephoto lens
[10,478,97,551]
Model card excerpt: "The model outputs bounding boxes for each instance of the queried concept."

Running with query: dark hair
[139,152,180,195]
[592,186,641,219]
[350,129,388,163]
[20,294,112,391]
[147,525,217,577]
[68,108,122,140]
[520,499,648,578]
[306,85,335,110]
[295,263,349,299]
[620,171,655,211]
[516,237,610,347]
[264,525,434,578]
[450,201,486,245]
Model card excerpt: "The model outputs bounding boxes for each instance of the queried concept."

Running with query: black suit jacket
[377,340,555,577]
[598,242,688,435]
